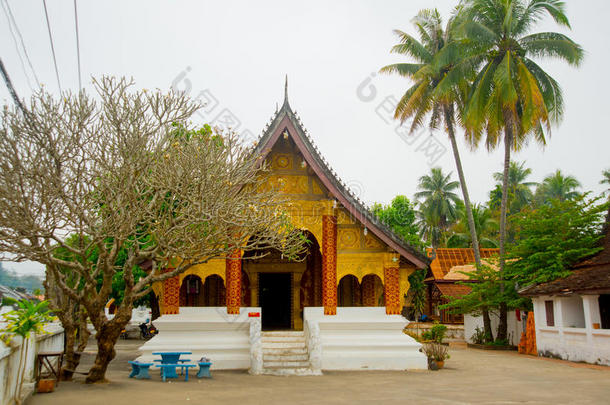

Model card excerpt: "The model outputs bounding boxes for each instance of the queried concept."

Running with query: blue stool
[197,362,212,378]
[128,361,154,379]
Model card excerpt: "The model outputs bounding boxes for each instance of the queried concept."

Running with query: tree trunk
[85,320,123,383]
[444,106,491,340]
[444,106,482,267]
[496,123,513,342]
[482,307,494,343]
[62,322,78,380]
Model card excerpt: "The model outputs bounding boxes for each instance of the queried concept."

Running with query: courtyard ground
[27,339,609,405]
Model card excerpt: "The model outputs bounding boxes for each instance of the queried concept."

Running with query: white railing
[0,323,64,405]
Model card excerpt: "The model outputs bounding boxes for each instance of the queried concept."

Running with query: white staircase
[261,331,319,375]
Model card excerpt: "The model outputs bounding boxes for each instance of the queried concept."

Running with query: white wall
[304,307,427,371]
[138,307,260,370]
[464,310,525,346]
[533,295,610,366]
[0,323,64,405]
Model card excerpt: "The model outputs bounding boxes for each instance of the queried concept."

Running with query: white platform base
[304,307,427,371]
[138,307,260,370]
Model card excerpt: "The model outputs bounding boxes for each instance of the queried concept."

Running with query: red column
[162,270,180,315]
[384,266,401,315]
[225,250,242,314]
[322,215,337,315]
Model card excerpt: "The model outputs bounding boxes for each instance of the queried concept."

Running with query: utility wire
[3,0,40,87]
[42,0,62,93]
[1,0,34,91]
[0,58,26,114]
[73,0,81,91]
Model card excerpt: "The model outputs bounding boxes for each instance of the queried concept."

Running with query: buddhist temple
[139,82,430,374]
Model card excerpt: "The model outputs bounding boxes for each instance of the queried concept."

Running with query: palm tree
[416,209,445,249]
[536,169,581,202]
[601,169,610,195]
[415,167,461,235]
[448,203,498,248]
[380,8,485,268]
[491,161,537,212]
[453,0,583,341]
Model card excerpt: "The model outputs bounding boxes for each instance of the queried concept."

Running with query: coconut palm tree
[415,167,461,235]
[448,203,498,248]
[535,169,581,203]
[601,169,610,195]
[379,8,485,268]
[453,0,583,341]
[491,161,537,212]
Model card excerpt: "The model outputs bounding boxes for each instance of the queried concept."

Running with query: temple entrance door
[259,273,292,330]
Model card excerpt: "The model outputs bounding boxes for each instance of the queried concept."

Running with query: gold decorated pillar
[162,269,180,315]
[384,253,401,315]
[322,214,337,315]
[226,250,242,314]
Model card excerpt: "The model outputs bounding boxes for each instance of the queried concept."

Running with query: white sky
[1,0,608,276]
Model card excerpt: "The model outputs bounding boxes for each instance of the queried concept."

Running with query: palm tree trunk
[444,106,491,336]
[444,107,482,265]
[496,122,513,342]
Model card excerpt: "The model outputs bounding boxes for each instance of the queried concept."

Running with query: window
[600,294,610,329]
[545,300,555,327]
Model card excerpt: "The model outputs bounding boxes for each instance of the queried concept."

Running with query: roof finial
[284,74,289,106]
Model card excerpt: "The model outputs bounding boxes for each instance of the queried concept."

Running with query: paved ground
[27,340,609,405]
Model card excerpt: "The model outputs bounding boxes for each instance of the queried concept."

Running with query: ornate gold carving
[312,179,324,195]
[336,252,385,284]
[267,175,309,194]
[364,233,384,250]
[272,153,293,170]
[178,259,226,285]
[337,228,360,250]
[336,208,354,225]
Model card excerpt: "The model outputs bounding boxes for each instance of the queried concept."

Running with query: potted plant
[422,343,450,370]
[1,299,52,403]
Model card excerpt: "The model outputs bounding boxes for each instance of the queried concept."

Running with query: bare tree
[0,77,305,382]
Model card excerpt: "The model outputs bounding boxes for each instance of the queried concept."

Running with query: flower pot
[436,361,445,369]
[592,323,600,329]
[37,379,55,393]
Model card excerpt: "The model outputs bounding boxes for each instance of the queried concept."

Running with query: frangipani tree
[0,77,305,382]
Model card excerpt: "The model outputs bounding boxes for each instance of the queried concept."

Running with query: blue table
[155,363,197,382]
[152,351,192,379]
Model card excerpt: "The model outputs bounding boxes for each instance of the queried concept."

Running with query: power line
[73,0,82,91]
[1,0,33,91]
[42,0,62,93]
[0,58,26,114]
[2,0,40,88]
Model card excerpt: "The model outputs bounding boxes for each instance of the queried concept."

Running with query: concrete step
[262,347,308,355]
[261,331,304,337]
[263,360,310,368]
[261,367,321,376]
[261,341,306,349]
[261,336,306,343]
[263,353,309,361]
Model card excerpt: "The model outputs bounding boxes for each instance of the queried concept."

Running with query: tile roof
[436,283,473,298]
[427,248,499,280]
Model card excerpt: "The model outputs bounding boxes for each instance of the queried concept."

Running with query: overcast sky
[1,0,609,276]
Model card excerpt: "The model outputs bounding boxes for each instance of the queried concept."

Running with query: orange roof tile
[427,248,499,280]
[436,283,473,298]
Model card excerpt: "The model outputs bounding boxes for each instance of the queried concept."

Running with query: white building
[519,219,610,365]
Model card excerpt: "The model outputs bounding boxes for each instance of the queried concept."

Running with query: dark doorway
[600,294,610,329]
[259,273,292,330]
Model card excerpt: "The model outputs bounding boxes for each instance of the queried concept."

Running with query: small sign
[248,312,260,318]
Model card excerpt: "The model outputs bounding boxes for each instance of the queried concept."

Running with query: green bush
[422,322,448,343]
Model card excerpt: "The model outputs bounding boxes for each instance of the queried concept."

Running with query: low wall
[464,310,525,346]
[304,307,427,371]
[0,323,64,405]
[138,307,260,370]
[404,322,464,341]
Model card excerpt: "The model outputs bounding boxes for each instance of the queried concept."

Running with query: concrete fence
[0,323,64,405]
